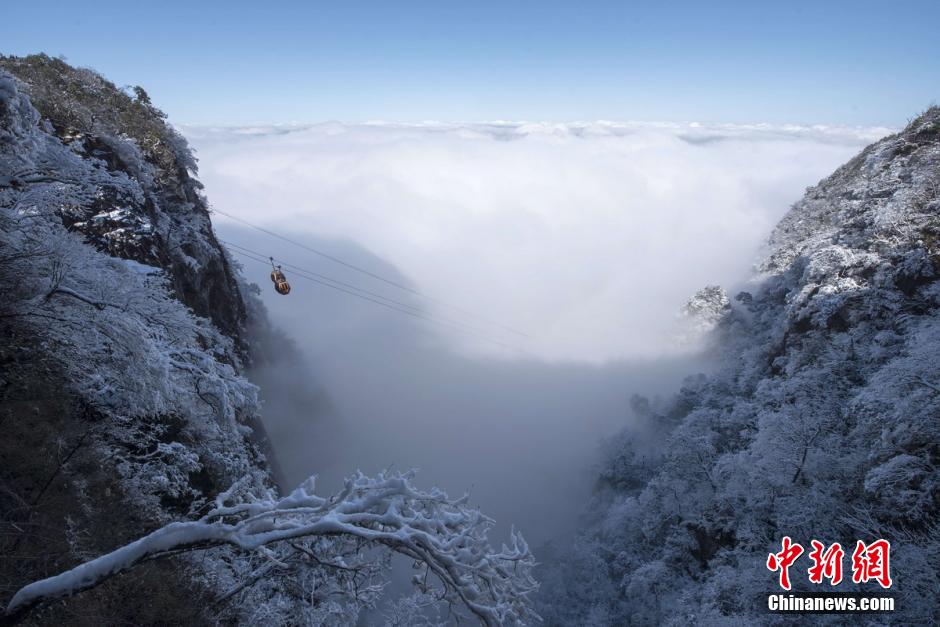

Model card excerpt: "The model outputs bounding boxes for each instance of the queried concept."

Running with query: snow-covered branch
[4,471,540,626]
[44,286,115,311]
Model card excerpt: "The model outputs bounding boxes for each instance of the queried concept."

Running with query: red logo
[807,540,844,585]
[766,536,804,590]
[851,539,892,589]
[767,538,892,589]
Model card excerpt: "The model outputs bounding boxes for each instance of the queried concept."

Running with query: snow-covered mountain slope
[0,56,542,627]
[538,109,940,625]
[0,56,316,624]
[0,54,247,343]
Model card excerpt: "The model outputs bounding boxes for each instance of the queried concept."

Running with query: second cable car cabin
[269,258,291,295]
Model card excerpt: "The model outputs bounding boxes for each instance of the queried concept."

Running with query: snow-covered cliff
[0,55,296,624]
[0,56,538,627]
[538,108,940,624]
[0,54,549,627]
[0,55,248,343]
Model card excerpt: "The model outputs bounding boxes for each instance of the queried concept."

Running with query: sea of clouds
[181,121,891,552]
[184,120,889,363]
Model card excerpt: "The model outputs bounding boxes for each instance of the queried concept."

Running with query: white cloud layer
[184,121,890,363]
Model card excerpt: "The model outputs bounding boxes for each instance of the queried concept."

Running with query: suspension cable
[211,207,529,338]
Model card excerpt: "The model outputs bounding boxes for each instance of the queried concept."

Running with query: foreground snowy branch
[3,471,539,625]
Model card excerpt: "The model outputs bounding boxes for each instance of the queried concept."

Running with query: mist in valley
[189,120,882,554]
[230,228,712,548]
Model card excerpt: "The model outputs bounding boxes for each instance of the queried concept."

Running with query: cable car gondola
[269,258,291,295]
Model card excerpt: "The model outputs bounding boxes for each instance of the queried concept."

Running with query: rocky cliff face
[0,54,247,344]
[538,109,940,625]
[0,56,283,624]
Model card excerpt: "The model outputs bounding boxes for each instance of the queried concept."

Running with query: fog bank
[188,120,885,362]
[192,121,886,545]
[229,229,710,545]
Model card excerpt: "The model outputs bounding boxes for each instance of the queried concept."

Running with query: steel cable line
[223,243,523,351]
[211,207,529,338]
[230,247,519,351]
[220,238,510,340]
[221,239,426,314]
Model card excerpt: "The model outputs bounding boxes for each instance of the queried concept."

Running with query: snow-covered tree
[4,471,538,625]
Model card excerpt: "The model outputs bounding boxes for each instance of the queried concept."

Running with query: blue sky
[3,0,938,126]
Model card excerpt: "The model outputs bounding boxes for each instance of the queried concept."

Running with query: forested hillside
[0,53,298,624]
[538,108,940,625]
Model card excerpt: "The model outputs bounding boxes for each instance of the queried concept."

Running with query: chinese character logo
[766,536,804,590]
[851,539,892,589]
[767,537,892,589]
[807,540,844,585]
